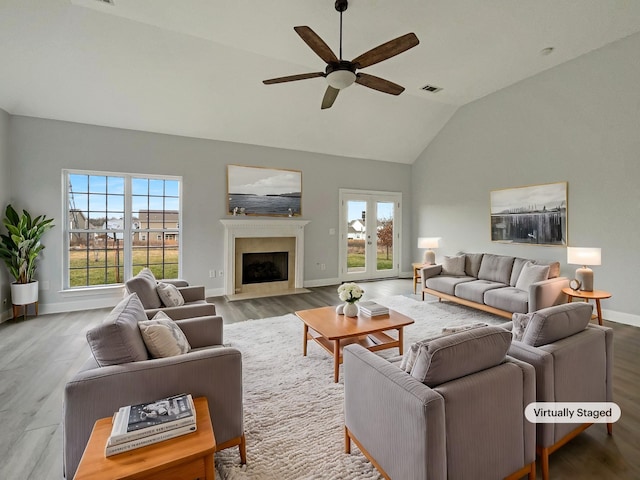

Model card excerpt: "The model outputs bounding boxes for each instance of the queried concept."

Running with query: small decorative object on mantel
[337,282,364,317]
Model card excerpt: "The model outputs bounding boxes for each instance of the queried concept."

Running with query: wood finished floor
[0,279,638,479]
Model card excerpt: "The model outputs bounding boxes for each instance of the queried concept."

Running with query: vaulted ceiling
[2,0,640,163]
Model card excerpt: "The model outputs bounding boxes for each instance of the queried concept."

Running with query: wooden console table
[74,396,216,480]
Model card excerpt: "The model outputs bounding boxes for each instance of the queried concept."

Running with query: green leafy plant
[0,205,55,284]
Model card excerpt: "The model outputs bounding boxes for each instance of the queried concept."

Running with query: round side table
[562,287,611,325]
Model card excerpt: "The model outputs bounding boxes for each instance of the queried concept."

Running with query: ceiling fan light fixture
[326,69,356,89]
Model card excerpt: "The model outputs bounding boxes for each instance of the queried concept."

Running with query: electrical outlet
[2,298,7,306]
[320,263,326,271]
[209,270,216,278]
[218,270,224,277]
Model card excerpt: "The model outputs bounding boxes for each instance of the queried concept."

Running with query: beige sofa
[421,253,568,318]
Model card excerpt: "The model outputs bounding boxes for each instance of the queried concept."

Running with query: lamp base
[575,266,594,292]
[423,250,435,265]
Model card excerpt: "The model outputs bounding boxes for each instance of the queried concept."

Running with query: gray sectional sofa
[421,253,568,318]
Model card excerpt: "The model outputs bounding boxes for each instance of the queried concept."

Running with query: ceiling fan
[263,0,419,109]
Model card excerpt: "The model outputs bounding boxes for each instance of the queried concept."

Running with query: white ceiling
[1,0,640,164]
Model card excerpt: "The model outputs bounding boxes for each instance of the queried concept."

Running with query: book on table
[105,422,198,456]
[357,301,389,316]
[107,393,196,448]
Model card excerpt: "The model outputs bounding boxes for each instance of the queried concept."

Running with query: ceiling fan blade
[321,86,340,109]
[356,73,405,95]
[351,32,419,69]
[294,26,339,64]
[263,72,325,85]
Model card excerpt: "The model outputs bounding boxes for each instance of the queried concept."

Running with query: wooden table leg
[35,301,38,316]
[334,339,340,383]
[303,324,308,356]
[398,328,404,355]
[595,299,603,325]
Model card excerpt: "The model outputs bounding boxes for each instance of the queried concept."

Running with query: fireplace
[220,219,309,298]
[242,252,288,285]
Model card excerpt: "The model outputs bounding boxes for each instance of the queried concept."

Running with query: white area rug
[215,295,506,479]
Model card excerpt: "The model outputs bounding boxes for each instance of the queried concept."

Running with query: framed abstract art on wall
[490,182,567,245]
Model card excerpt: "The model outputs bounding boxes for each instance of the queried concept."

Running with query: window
[64,171,181,288]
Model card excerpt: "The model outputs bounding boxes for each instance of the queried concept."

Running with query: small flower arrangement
[337,282,364,304]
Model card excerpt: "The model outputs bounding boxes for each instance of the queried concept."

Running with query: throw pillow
[400,332,451,373]
[139,311,191,358]
[515,262,550,291]
[441,255,466,276]
[156,282,185,307]
[511,312,534,342]
[86,293,150,366]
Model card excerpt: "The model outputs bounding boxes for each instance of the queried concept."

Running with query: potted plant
[0,204,54,306]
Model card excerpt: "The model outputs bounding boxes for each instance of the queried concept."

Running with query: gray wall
[412,31,640,321]
[0,108,11,319]
[7,116,412,313]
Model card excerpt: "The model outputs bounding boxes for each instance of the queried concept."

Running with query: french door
[339,189,401,282]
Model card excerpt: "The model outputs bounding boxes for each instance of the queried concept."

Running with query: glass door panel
[376,202,394,272]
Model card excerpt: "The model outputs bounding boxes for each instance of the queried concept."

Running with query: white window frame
[62,169,182,290]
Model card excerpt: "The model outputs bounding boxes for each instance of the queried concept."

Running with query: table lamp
[418,237,440,265]
[567,247,601,292]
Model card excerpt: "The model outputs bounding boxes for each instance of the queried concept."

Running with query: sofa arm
[344,344,446,480]
[528,276,569,312]
[63,347,242,480]
[178,285,206,302]
[145,302,216,320]
[420,264,443,288]
[159,278,189,287]
[176,315,223,347]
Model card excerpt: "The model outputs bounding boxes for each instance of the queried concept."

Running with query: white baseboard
[0,308,11,324]
[304,277,341,288]
[205,287,225,298]
[602,309,640,327]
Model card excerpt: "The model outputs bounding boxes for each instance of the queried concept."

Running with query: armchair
[63,294,244,479]
[125,267,216,320]
[344,326,536,480]
[504,302,613,480]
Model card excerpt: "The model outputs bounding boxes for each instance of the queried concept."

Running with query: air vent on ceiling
[420,84,442,93]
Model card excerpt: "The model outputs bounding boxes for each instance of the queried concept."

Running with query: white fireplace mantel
[220,218,310,296]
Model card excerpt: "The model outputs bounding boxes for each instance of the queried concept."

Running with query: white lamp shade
[567,247,601,266]
[417,237,440,249]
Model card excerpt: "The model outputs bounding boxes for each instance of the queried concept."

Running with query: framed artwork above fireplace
[227,165,302,216]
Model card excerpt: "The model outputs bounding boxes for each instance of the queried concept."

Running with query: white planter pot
[11,281,39,305]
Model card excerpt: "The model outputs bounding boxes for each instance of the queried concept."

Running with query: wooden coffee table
[74,397,216,480]
[296,305,414,382]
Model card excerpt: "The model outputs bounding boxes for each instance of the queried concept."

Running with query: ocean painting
[490,182,567,246]
[227,165,302,216]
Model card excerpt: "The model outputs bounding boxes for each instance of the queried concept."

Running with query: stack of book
[105,393,197,456]
[357,301,389,317]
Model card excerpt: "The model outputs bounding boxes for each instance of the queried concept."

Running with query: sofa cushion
[477,254,515,285]
[538,261,561,279]
[410,326,512,387]
[441,255,466,276]
[454,280,506,304]
[125,268,162,309]
[464,253,484,278]
[425,275,475,295]
[139,311,191,358]
[86,293,150,366]
[156,282,185,307]
[515,262,550,291]
[484,287,529,314]
[509,258,531,287]
[520,303,592,347]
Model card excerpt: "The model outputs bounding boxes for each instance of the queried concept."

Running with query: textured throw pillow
[511,312,534,342]
[156,282,185,307]
[441,255,466,276]
[139,311,191,358]
[86,293,150,366]
[515,262,550,291]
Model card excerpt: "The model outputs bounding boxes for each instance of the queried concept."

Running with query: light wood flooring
[0,279,638,479]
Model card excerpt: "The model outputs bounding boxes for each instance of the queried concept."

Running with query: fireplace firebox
[242,252,288,285]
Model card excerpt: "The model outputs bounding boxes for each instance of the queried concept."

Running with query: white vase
[11,281,39,305]
[343,302,358,317]
[335,304,344,315]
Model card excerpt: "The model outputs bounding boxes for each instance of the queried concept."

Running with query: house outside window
[64,170,181,288]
